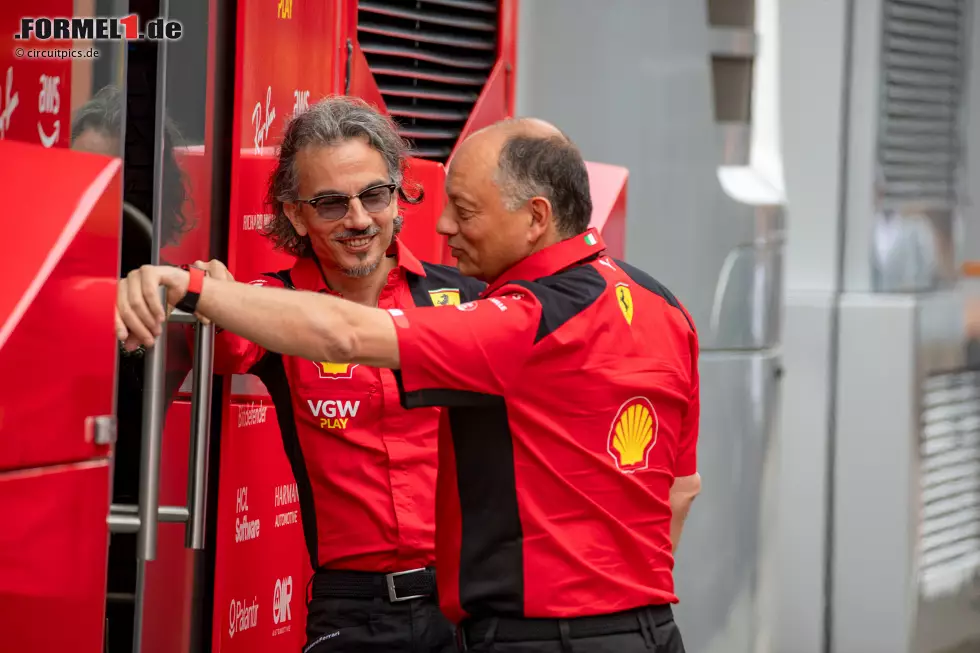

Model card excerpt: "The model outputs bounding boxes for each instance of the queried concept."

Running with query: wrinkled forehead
[446,134,501,199]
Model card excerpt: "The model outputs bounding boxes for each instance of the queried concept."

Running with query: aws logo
[312,361,358,380]
[429,288,460,306]
[607,397,658,473]
[307,399,360,430]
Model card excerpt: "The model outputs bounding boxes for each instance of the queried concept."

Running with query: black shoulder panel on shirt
[262,269,295,289]
[248,354,320,570]
[614,259,694,332]
[510,264,607,343]
[407,262,487,306]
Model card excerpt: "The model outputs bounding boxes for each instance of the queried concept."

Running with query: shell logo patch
[607,396,658,473]
[312,361,358,380]
[429,288,460,306]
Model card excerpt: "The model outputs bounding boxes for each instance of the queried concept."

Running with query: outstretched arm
[115,264,401,369]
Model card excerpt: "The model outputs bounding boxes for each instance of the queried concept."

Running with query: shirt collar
[290,236,426,293]
[484,228,606,295]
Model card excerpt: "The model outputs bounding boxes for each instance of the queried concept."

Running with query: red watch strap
[175,264,207,314]
[186,266,206,295]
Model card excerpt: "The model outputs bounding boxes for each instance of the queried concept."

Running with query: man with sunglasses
[117,96,483,653]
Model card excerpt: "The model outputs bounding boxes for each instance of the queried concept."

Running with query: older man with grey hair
[117,95,484,652]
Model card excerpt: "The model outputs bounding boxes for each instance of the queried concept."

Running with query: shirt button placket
[378,278,406,563]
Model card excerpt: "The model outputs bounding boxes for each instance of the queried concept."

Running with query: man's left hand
[116,264,190,350]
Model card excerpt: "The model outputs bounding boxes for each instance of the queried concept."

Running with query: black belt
[311,567,436,603]
[461,604,673,645]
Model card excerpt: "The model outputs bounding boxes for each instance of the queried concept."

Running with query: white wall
[775,0,853,651]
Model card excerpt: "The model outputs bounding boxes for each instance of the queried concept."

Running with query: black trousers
[458,605,685,653]
[303,589,456,653]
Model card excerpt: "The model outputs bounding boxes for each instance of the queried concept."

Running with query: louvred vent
[917,369,980,599]
[357,0,499,162]
[878,0,967,208]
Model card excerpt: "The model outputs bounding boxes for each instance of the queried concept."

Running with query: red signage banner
[211,401,312,652]
[0,0,74,149]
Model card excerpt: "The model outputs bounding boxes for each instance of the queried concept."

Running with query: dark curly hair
[71,84,191,247]
[264,95,422,258]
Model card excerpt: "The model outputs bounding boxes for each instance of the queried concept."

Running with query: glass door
[95,0,231,651]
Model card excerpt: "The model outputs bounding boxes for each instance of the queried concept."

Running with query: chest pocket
[285,356,382,444]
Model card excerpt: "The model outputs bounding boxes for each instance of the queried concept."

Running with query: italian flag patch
[584,233,597,246]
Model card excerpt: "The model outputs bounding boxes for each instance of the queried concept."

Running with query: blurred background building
[517,1,980,653]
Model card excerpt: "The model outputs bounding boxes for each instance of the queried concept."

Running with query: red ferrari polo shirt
[212,239,485,572]
[389,229,700,622]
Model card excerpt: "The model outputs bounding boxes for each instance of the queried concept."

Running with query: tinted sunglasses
[296,183,398,221]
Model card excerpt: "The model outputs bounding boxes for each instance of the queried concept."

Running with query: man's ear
[283,202,308,237]
[527,196,552,239]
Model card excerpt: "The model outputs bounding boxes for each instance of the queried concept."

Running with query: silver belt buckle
[386,567,427,602]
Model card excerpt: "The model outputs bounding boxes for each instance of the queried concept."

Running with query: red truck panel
[0,460,111,652]
[0,140,121,472]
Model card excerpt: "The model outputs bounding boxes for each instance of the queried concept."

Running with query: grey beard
[339,214,404,278]
[343,260,380,278]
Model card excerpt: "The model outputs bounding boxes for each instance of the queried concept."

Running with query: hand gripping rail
[106,290,215,650]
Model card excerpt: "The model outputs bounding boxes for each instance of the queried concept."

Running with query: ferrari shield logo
[429,288,460,307]
[615,283,633,325]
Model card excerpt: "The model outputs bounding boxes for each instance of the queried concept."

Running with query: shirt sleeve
[674,325,700,477]
[211,327,268,374]
[190,277,280,375]
[390,289,540,408]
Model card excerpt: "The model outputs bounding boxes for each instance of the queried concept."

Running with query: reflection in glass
[71,86,123,157]
[70,84,192,272]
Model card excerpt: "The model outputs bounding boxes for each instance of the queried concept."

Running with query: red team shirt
[389,229,700,623]
[211,239,484,572]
